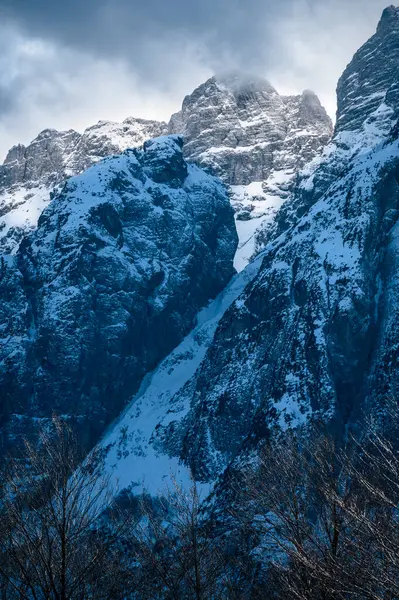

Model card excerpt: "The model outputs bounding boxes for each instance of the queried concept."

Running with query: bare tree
[235,426,376,600]
[128,474,237,600]
[339,403,399,600]
[0,416,132,600]
[5,409,399,600]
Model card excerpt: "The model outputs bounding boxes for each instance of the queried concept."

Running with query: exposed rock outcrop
[169,74,332,186]
[169,73,333,269]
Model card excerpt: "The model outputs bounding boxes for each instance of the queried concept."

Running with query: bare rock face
[336,5,399,136]
[0,136,237,451]
[168,74,332,185]
[0,118,167,254]
[169,73,333,269]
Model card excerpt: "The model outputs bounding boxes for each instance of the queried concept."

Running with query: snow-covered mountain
[0,136,237,451]
[169,74,333,269]
[95,6,399,497]
[0,77,331,271]
[1,2,398,511]
[0,118,167,254]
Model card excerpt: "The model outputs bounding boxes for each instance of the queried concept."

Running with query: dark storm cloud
[0,0,393,89]
[0,0,294,74]
[0,86,17,115]
[0,0,393,159]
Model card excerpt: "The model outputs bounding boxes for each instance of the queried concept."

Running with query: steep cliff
[0,136,237,450]
[169,73,332,269]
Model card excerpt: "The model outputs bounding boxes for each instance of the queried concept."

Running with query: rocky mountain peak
[300,89,327,112]
[169,72,332,269]
[336,5,399,137]
[178,73,277,113]
[377,5,399,33]
[169,72,331,188]
[3,144,27,165]
[0,118,168,192]
[284,89,330,130]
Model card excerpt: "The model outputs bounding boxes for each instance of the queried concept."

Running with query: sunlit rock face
[169,73,332,186]
[169,73,333,269]
[0,136,237,451]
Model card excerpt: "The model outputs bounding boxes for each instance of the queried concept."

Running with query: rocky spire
[336,5,399,135]
[377,5,399,33]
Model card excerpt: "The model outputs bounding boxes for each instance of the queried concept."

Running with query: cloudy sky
[0,0,393,160]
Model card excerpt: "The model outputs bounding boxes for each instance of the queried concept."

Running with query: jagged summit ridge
[0,117,167,254]
[169,73,332,186]
[0,72,331,271]
[1,117,167,188]
[168,73,332,269]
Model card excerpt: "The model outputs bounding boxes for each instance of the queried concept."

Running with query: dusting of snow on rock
[0,118,167,253]
[0,135,237,454]
[169,74,332,267]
